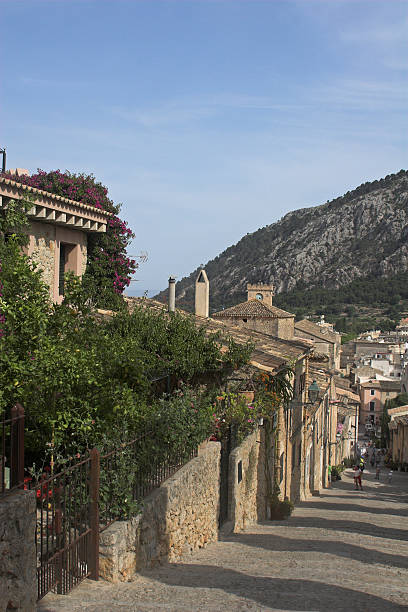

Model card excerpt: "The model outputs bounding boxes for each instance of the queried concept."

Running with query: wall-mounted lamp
[308,380,320,404]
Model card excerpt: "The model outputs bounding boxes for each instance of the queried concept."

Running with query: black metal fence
[1,404,24,496]
[99,429,198,533]
[33,430,199,600]
[33,451,99,600]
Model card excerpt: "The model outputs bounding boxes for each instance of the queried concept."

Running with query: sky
[2,0,407,295]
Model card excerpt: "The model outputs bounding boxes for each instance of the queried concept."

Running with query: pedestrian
[370,455,375,467]
[327,464,332,488]
[353,465,363,490]
[375,465,380,480]
[387,470,393,484]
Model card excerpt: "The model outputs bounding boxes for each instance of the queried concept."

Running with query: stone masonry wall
[228,429,267,532]
[0,491,37,612]
[99,441,220,582]
[28,220,56,290]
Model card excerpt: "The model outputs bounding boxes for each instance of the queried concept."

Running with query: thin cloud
[110,94,303,127]
[340,18,408,44]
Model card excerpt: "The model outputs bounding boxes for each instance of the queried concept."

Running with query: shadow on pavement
[298,500,408,517]
[149,563,406,611]
[278,515,408,540]
[223,531,408,570]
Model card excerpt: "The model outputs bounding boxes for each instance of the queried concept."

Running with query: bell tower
[247,283,274,306]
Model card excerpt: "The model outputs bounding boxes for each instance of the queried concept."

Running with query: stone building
[0,171,111,303]
[388,405,408,466]
[294,318,341,370]
[359,379,400,431]
[212,283,295,340]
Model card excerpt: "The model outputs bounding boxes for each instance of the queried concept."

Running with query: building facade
[359,380,400,431]
[388,406,408,466]
[0,173,110,302]
[212,283,295,340]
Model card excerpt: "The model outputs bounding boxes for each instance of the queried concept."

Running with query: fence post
[10,404,24,488]
[89,447,100,580]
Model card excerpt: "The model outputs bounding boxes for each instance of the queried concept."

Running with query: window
[242,318,247,323]
[256,293,263,301]
[59,244,67,296]
[369,401,375,411]
[291,443,296,471]
[298,442,302,466]
[370,389,375,396]
[280,452,284,483]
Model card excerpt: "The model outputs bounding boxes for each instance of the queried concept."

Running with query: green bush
[270,499,294,520]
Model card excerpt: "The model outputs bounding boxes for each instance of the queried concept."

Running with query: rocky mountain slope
[156,170,408,314]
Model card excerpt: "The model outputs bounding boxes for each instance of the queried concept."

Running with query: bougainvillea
[1,169,137,305]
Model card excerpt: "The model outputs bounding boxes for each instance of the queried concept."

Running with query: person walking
[375,465,380,480]
[353,465,363,490]
[327,464,332,488]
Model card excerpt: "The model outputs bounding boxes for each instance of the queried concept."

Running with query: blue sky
[2,0,407,295]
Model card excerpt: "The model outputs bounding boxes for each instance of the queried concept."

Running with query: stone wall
[232,317,295,340]
[28,220,56,290]
[228,428,267,531]
[0,491,37,612]
[27,220,88,302]
[99,441,220,582]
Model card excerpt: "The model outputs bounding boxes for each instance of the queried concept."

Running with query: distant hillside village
[2,165,408,607]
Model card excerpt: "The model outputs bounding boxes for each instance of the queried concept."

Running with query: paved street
[38,467,408,611]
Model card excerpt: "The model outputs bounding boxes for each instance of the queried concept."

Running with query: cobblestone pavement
[38,467,408,611]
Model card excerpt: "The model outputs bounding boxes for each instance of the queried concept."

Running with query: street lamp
[308,380,320,404]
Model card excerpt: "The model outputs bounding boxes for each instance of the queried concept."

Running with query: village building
[128,272,347,503]
[294,317,341,370]
[212,283,295,340]
[359,379,400,432]
[388,405,408,467]
[0,170,110,302]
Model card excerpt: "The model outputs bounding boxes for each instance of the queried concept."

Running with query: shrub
[270,499,294,520]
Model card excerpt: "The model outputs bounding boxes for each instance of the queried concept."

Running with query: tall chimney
[168,276,176,312]
[195,269,209,318]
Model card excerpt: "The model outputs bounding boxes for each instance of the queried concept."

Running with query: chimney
[168,276,176,312]
[195,269,209,318]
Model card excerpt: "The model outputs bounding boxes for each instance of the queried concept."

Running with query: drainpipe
[168,276,176,312]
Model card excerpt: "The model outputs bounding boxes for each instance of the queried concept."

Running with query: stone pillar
[195,269,209,318]
[168,276,176,312]
[0,490,37,611]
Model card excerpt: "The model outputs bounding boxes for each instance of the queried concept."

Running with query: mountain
[155,170,408,329]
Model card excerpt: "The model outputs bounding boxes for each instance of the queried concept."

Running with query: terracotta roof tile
[212,300,294,319]
[125,297,311,373]
[0,176,112,217]
[295,319,338,343]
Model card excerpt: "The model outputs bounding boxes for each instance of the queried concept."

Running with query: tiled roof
[388,405,408,416]
[212,300,294,319]
[0,176,112,217]
[361,380,401,391]
[125,297,312,373]
[295,319,338,343]
[394,415,408,426]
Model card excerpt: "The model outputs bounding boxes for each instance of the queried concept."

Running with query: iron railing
[1,404,24,496]
[33,429,199,599]
[99,428,198,532]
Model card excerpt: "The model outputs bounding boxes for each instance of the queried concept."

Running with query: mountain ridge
[155,169,408,317]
